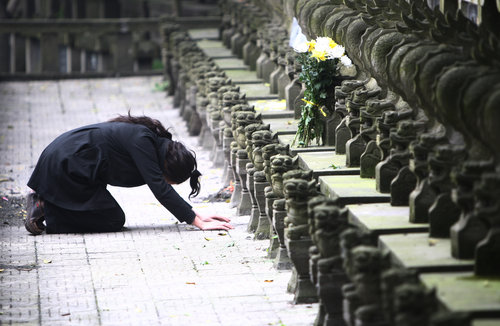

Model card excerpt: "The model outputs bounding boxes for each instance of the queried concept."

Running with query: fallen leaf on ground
[218,232,227,236]
[61,313,70,316]
[428,239,438,246]
[204,237,213,241]
[0,269,4,272]
[264,280,274,283]
[185,282,196,285]
[43,259,52,264]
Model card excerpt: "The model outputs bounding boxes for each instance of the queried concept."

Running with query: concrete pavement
[0,76,318,326]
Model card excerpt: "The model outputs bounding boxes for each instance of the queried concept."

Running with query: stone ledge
[213,58,250,71]
[319,175,390,205]
[297,151,359,180]
[226,70,263,84]
[420,272,500,318]
[277,134,335,156]
[347,203,428,236]
[378,233,473,273]
[261,117,297,135]
[239,84,278,100]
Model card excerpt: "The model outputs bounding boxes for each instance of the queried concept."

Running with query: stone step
[347,203,428,236]
[189,28,219,40]
[319,175,390,205]
[196,39,235,58]
[239,83,278,100]
[378,233,473,273]
[277,134,335,156]
[420,272,500,318]
[261,117,297,135]
[297,151,359,179]
[226,70,262,84]
[250,99,295,119]
[474,320,500,326]
[213,58,250,70]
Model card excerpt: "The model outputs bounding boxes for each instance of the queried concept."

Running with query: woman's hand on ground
[191,214,234,231]
[197,213,231,223]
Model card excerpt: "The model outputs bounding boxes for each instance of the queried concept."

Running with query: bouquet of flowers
[292,36,352,147]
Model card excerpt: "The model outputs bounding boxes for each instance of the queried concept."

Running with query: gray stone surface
[318,175,390,205]
[225,70,262,84]
[277,134,335,156]
[214,58,249,71]
[420,272,500,318]
[297,152,360,179]
[197,40,235,58]
[378,233,474,273]
[0,76,318,326]
[261,118,297,135]
[347,203,428,235]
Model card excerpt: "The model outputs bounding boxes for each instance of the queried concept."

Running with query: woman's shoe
[25,193,45,235]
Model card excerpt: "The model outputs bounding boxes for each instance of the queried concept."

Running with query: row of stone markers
[160,1,500,326]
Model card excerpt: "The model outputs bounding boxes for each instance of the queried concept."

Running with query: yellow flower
[311,49,327,61]
[329,39,337,49]
[306,40,316,52]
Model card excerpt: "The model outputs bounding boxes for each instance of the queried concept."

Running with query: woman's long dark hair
[109,112,201,198]
[109,111,173,139]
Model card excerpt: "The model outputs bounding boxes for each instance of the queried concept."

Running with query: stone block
[347,203,428,236]
[213,58,249,70]
[297,152,360,180]
[239,83,278,101]
[261,117,297,136]
[319,175,390,206]
[378,233,474,273]
[420,272,500,318]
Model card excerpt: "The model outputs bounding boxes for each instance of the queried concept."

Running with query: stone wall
[163,0,500,324]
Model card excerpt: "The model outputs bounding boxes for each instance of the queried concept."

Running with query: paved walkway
[0,77,318,326]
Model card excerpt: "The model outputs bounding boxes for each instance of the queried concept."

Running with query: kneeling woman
[25,114,233,234]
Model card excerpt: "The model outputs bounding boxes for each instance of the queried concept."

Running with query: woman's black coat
[28,122,196,224]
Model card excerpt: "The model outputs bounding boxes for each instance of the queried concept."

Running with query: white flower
[314,37,334,53]
[293,41,309,53]
[340,55,353,66]
[327,45,345,59]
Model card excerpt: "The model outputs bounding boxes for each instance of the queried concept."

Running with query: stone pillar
[9,33,15,73]
[450,159,494,259]
[85,0,103,18]
[0,33,8,73]
[172,0,182,16]
[80,49,86,72]
[113,32,134,73]
[283,170,318,304]
[272,198,292,270]
[40,32,59,73]
[236,149,251,216]
[230,145,242,208]
[253,171,271,240]
[472,173,500,276]
[246,164,260,233]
